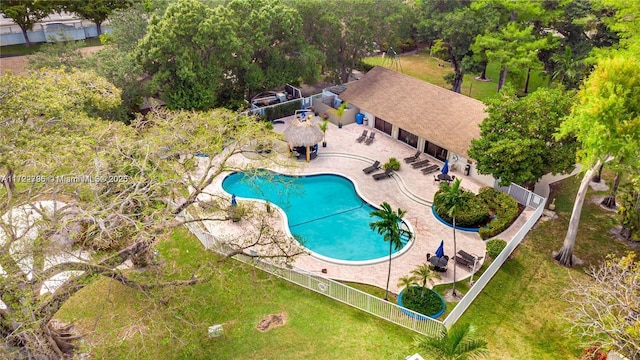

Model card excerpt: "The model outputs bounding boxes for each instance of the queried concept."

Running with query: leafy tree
[135,0,239,109]
[468,86,577,188]
[415,322,489,360]
[617,178,640,241]
[370,202,412,301]
[222,0,320,102]
[417,1,497,93]
[565,253,640,359]
[292,0,411,83]
[26,36,90,71]
[433,179,471,297]
[0,0,57,46]
[554,55,640,267]
[61,0,136,35]
[0,69,302,357]
[472,22,556,92]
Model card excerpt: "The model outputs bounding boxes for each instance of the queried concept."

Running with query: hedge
[433,186,519,238]
[263,99,303,121]
[486,238,507,259]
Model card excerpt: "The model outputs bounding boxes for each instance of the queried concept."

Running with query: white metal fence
[495,181,546,209]
[182,212,445,337]
[442,201,546,326]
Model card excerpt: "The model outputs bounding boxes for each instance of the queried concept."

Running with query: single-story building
[331,66,494,186]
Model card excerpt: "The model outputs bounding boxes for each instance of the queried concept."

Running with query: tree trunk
[20,26,32,47]
[384,240,392,300]
[592,163,604,183]
[452,216,457,297]
[523,67,531,94]
[601,172,620,208]
[497,67,508,92]
[448,47,463,93]
[96,22,102,36]
[479,61,488,80]
[555,160,601,267]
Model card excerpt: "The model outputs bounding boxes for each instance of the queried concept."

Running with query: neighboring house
[0,12,108,46]
[335,66,493,186]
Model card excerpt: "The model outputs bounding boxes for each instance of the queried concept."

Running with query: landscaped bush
[383,157,401,171]
[433,189,490,228]
[263,99,302,121]
[400,287,445,317]
[486,238,507,259]
[433,186,519,235]
[477,187,519,239]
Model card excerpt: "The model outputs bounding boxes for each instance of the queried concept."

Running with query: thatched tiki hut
[283,118,323,162]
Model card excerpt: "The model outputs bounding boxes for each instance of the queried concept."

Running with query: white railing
[495,181,546,209]
[182,212,445,337]
[442,201,546,326]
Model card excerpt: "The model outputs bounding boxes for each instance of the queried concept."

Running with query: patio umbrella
[231,194,237,206]
[284,118,323,162]
[428,255,448,268]
[442,159,449,175]
[435,240,445,258]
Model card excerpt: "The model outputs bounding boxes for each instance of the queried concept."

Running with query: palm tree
[415,323,489,360]
[397,275,416,291]
[550,46,585,89]
[433,179,471,297]
[370,202,413,301]
[411,263,434,297]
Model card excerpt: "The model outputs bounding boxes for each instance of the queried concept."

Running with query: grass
[0,37,102,57]
[362,49,548,102]
[457,171,632,360]
[56,228,418,359]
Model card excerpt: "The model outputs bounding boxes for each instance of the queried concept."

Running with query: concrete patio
[206,115,534,295]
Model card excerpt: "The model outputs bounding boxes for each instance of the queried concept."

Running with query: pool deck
[205,116,534,295]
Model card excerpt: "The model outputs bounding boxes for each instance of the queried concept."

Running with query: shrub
[477,187,519,239]
[401,287,444,317]
[383,157,401,171]
[263,99,302,121]
[486,239,507,259]
[433,189,490,228]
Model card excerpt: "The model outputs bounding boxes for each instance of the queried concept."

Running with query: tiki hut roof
[339,66,487,157]
[283,118,324,147]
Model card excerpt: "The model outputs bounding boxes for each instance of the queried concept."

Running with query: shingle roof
[339,66,487,157]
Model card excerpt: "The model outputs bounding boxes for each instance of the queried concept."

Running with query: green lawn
[458,172,630,360]
[56,171,635,359]
[56,229,418,359]
[362,50,548,102]
[0,38,103,57]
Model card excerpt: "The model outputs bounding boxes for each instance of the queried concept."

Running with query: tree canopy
[61,0,136,35]
[468,86,577,187]
[0,0,57,46]
[0,68,302,357]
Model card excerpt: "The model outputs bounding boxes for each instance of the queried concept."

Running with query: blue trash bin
[356,113,364,125]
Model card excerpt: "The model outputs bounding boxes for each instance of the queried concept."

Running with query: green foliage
[617,180,640,241]
[0,0,55,45]
[370,202,412,300]
[485,239,507,259]
[383,157,401,171]
[434,187,488,228]
[61,0,135,35]
[468,86,577,187]
[415,322,489,360]
[429,39,450,61]
[401,287,445,317]
[263,100,302,122]
[477,187,520,239]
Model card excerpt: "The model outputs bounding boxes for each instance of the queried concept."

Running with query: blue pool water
[221,172,410,262]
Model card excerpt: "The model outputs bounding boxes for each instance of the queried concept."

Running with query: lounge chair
[403,151,421,163]
[364,132,376,145]
[356,130,368,142]
[411,159,430,168]
[421,165,440,175]
[372,168,393,180]
[362,160,381,174]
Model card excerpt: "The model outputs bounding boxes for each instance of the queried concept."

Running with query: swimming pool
[221,172,412,263]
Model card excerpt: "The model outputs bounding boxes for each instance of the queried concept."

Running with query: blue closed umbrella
[231,194,237,206]
[442,159,449,175]
[435,240,445,258]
